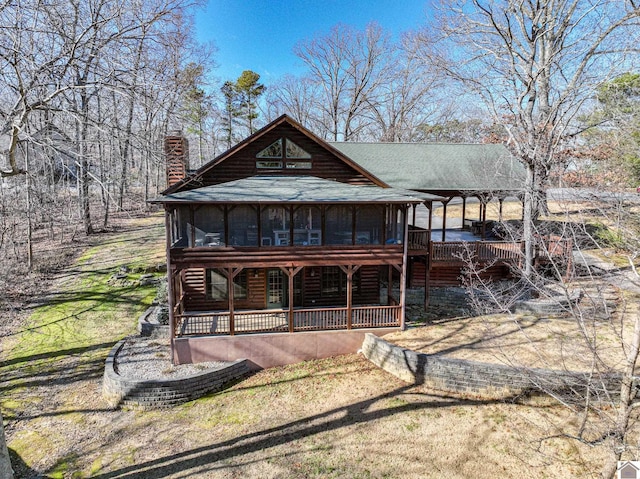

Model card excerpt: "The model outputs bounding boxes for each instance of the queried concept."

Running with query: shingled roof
[329,142,525,194]
[153,175,427,205]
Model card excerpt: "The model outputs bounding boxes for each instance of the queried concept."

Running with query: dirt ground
[0,213,635,478]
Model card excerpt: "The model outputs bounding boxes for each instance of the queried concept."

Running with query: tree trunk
[0,411,13,479]
[522,165,535,278]
[601,311,640,479]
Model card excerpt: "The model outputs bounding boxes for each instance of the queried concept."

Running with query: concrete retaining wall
[361,333,622,399]
[102,340,249,409]
[173,328,398,370]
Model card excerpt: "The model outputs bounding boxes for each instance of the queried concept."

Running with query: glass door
[267,269,285,309]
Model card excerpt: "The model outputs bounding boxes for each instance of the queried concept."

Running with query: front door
[267,269,285,309]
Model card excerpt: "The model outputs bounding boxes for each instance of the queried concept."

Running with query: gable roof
[329,142,525,193]
[154,175,426,205]
[162,115,388,195]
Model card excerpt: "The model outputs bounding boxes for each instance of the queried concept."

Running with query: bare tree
[294,22,393,141]
[427,0,640,276]
[368,31,444,142]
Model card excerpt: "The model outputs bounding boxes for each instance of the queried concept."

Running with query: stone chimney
[164,134,189,188]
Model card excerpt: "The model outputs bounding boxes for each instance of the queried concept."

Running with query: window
[321,267,342,295]
[256,160,283,169]
[285,140,311,159]
[206,269,248,300]
[257,139,283,158]
[256,138,311,169]
[285,161,312,169]
[321,267,361,296]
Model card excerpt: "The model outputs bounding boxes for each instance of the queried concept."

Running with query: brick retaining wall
[361,333,623,400]
[102,340,250,409]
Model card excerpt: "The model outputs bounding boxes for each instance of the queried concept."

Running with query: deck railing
[430,241,524,263]
[174,304,401,337]
[408,229,430,251]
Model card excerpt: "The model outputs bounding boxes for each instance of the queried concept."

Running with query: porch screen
[355,205,383,245]
[228,205,259,246]
[194,205,225,247]
[326,206,353,245]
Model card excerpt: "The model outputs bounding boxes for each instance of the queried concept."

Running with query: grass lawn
[0,214,618,478]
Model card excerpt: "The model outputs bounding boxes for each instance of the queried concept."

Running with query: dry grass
[2,213,636,478]
[384,308,636,372]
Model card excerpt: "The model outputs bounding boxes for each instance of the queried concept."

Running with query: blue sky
[194,0,433,83]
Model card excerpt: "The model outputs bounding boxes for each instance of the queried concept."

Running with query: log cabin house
[153,115,530,368]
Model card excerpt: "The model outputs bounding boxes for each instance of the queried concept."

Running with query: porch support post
[441,198,450,242]
[498,197,504,222]
[281,267,302,333]
[426,201,433,231]
[412,204,416,227]
[481,198,488,240]
[288,269,294,332]
[226,267,244,336]
[189,206,196,247]
[424,257,430,309]
[387,265,393,305]
[339,265,359,330]
[461,196,467,229]
[165,208,177,363]
[400,205,409,330]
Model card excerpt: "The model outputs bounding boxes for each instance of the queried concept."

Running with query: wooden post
[441,199,450,241]
[387,264,393,305]
[498,197,504,222]
[227,268,235,336]
[282,267,302,333]
[165,209,177,363]
[412,204,416,227]
[340,265,354,330]
[189,206,195,247]
[288,268,294,332]
[400,205,409,330]
[426,201,433,231]
[461,196,467,230]
[223,205,229,246]
[481,199,487,240]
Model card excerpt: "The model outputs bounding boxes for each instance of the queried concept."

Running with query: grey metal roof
[153,176,426,204]
[329,142,525,192]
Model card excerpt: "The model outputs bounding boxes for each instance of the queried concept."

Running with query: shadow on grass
[90,385,514,479]
[9,447,39,479]
[0,342,117,397]
[4,287,149,338]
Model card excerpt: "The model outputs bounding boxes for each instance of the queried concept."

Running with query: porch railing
[430,241,524,263]
[408,229,430,251]
[430,237,571,264]
[174,304,401,337]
